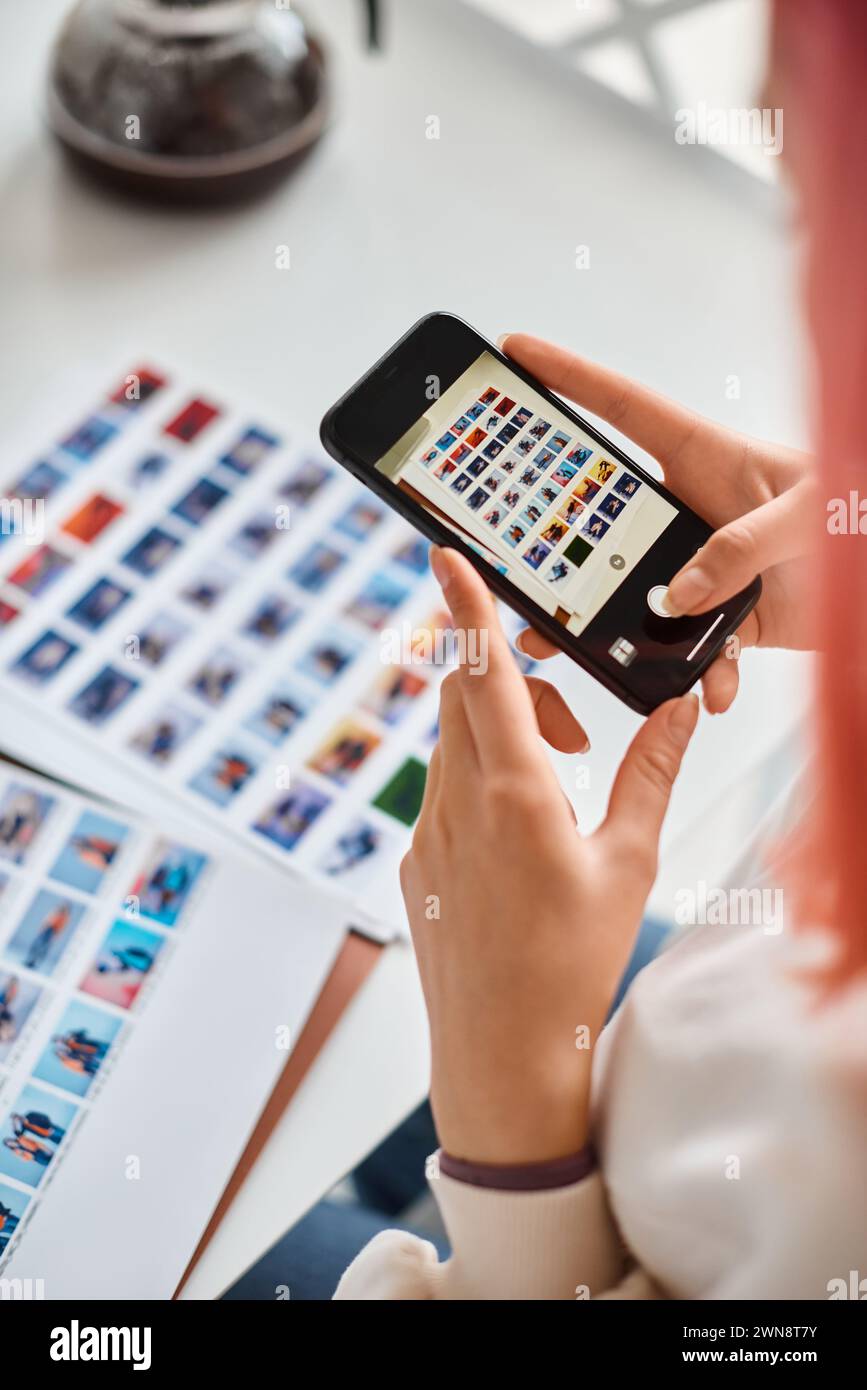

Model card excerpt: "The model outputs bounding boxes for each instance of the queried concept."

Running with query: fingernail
[496,333,513,349]
[665,566,712,615]
[514,630,526,653]
[668,693,699,745]
[430,545,452,593]
[580,737,591,754]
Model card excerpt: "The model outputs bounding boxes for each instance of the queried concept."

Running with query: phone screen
[375,348,677,644]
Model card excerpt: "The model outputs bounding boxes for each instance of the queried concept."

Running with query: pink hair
[775,1,867,976]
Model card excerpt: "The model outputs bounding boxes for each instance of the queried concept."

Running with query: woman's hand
[402,547,698,1167]
[500,334,816,714]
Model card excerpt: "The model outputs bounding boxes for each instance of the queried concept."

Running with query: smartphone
[320,312,761,714]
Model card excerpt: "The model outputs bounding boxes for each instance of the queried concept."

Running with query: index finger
[500,333,714,472]
[429,546,545,774]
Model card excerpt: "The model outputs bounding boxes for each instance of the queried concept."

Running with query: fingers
[525,676,590,753]
[429,547,542,773]
[665,479,815,616]
[500,333,711,470]
[700,652,740,714]
[515,627,559,661]
[600,694,699,870]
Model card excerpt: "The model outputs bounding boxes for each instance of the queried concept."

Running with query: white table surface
[0,0,811,1299]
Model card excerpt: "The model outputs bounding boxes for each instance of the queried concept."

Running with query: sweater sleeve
[334,1156,637,1300]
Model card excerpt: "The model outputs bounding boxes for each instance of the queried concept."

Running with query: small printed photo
[289,541,347,595]
[483,468,506,493]
[67,576,132,631]
[495,396,516,417]
[481,439,504,462]
[371,757,427,827]
[572,475,602,505]
[32,998,123,1098]
[49,810,129,896]
[4,888,87,978]
[433,457,457,482]
[128,452,172,488]
[449,442,471,465]
[450,472,473,496]
[308,718,382,786]
[518,503,543,530]
[434,430,456,451]
[0,601,18,626]
[335,497,386,542]
[61,493,124,544]
[7,545,72,598]
[501,487,522,510]
[550,460,579,489]
[450,414,471,437]
[163,397,221,444]
[319,818,391,883]
[566,444,593,467]
[465,426,487,448]
[535,448,556,470]
[241,591,301,642]
[278,458,332,506]
[529,419,551,441]
[522,539,552,571]
[482,504,505,529]
[500,454,519,474]
[0,1180,31,1254]
[219,426,280,476]
[0,1083,78,1189]
[79,918,166,1010]
[511,406,532,427]
[171,476,230,526]
[534,484,560,508]
[518,464,541,488]
[180,561,237,611]
[549,431,570,454]
[126,840,208,927]
[420,447,438,467]
[133,610,190,667]
[614,471,642,499]
[253,781,332,852]
[59,415,118,462]
[503,521,527,549]
[598,493,626,520]
[465,401,486,421]
[465,455,488,479]
[478,387,499,406]
[11,629,79,684]
[229,510,280,559]
[188,646,248,707]
[294,630,362,685]
[122,526,183,577]
[109,365,166,409]
[189,744,260,806]
[581,512,611,543]
[0,784,55,866]
[0,973,43,1062]
[541,519,568,547]
[361,666,428,726]
[558,494,586,526]
[11,461,68,504]
[391,535,429,574]
[545,557,573,586]
[496,422,518,445]
[130,702,203,764]
[466,487,488,513]
[244,683,310,745]
[590,458,617,485]
[68,665,139,725]
[563,534,594,568]
[344,571,410,630]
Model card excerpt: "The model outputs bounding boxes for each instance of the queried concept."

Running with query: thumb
[665,479,814,616]
[599,695,699,873]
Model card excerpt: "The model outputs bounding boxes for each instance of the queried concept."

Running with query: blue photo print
[32,999,123,1099]
[126,839,209,927]
[0,1083,79,1189]
[241,592,301,643]
[244,683,310,746]
[122,526,183,576]
[334,497,386,542]
[59,415,118,462]
[0,1180,31,1254]
[278,458,332,507]
[10,460,69,503]
[220,426,280,476]
[253,780,332,852]
[68,665,139,725]
[344,571,409,631]
[66,577,132,631]
[10,629,79,685]
[171,477,229,526]
[4,887,88,978]
[613,470,642,499]
[189,745,261,808]
[391,535,430,574]
[294,629,362,686]
[48,809,130,896]
[0,783,56,866]
[288,542,348,595]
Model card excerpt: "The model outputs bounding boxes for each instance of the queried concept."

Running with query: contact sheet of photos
[0,362,493,934]
[0,766,344,1296]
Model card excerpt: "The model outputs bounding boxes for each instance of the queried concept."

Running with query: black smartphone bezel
[320,311,761,715]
